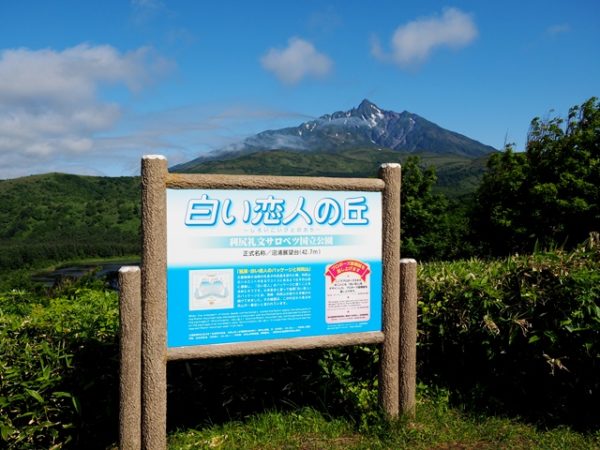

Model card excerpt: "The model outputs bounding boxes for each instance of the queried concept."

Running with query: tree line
[404,97,599,261]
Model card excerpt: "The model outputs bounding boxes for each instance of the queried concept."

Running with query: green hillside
[174,148,490,197]
[0,173,141,269]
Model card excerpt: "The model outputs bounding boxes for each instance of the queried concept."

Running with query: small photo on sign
[189,269,234,310]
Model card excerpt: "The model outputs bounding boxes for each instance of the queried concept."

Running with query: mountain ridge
[173,99,496,171]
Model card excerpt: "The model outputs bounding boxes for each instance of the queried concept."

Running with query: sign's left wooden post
[141,155,168,450]
[118,266,141,450]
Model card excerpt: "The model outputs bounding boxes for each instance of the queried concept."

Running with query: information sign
[166,189,382,348]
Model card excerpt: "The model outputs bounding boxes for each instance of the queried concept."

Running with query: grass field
[166,398,600,450]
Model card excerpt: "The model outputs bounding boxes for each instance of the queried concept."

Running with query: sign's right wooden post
[378,163,401,416]
[399,258,417,417]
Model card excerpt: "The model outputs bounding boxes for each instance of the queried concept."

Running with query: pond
[32,260,140,289]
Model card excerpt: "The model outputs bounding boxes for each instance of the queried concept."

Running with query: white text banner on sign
[166,189,382,348]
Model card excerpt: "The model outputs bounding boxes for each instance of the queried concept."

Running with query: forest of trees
[472,97,599,255]
[404,97,599,261]
[0,174,141,271]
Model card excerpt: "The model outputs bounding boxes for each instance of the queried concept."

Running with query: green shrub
[417,242,600,428]
[317,345,381,430]
[0,285,119,449]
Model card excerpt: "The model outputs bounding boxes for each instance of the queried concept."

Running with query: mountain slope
[0,173,141,269]
[176,147,490,197]
[174,99,496,172]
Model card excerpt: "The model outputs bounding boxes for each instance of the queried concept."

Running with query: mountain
[173,99,496,172]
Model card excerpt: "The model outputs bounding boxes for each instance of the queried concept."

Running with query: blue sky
[0,1,598,178]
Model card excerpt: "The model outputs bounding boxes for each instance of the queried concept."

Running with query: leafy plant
[317,345,381,430]
[0,284,119,449]
[417,241,600,428]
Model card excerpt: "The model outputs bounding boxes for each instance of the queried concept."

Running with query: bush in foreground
[0,283,119,449]
[418,239,600,428]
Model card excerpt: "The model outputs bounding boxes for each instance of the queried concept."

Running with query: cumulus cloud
[0,44,172,178]
[0,44,168,104]
[261,37,333,85]
[372,8,478,67]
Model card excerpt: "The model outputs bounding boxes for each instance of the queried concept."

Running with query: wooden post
[119,266,142,450]
[141,155,168,450]
[399,258,417,417]
[378,163,401,417]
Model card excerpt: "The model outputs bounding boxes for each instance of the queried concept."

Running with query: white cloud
[0,44,169,104]
[372,8,478,67]
[0,44,172,178]
[261,37,333,85]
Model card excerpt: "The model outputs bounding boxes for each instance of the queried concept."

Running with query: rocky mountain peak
[173,100,497,171]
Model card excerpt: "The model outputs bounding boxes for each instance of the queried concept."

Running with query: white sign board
[166,189,382,348]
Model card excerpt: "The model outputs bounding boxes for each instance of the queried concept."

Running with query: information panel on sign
[166,189,382,348]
